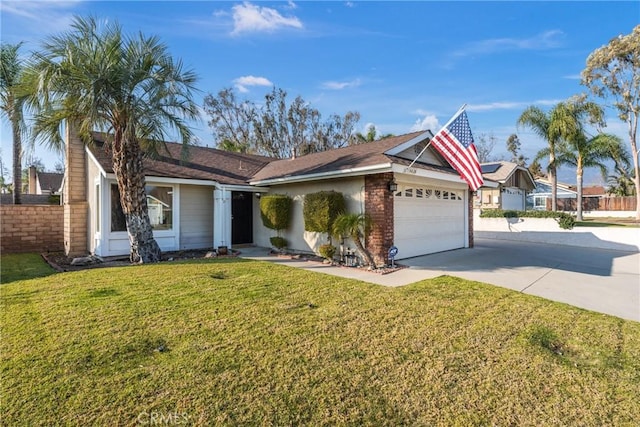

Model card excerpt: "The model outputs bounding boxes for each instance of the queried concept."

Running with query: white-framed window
[110,184,174,232]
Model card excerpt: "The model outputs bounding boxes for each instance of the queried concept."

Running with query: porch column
[63,121,89,257]
[213,188,231,249]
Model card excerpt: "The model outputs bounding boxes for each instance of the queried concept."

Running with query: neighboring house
[67,129,477,264]
[527,178,577,210]
[28,166,63,196]
[476,161,536,211]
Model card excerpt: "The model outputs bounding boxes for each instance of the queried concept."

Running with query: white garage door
[393,184,466,259]
[501,188,524,211]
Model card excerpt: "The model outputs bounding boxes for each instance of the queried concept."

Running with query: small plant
[332,212,376,268]
[270,236,287,250]
[318,244,336,261]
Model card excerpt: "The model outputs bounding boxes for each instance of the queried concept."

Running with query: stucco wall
[1,205,64,253]
[474,211,640,252]
[180,184,214,250]
[253,177,365,255]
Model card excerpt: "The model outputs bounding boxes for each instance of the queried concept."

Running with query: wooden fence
[548,196,637,212]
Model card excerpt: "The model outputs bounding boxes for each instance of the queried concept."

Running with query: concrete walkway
[238,238,640,322]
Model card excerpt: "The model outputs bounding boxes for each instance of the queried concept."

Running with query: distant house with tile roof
[28,166,63,196]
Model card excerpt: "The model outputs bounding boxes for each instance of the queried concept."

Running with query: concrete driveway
[239,238,640,322]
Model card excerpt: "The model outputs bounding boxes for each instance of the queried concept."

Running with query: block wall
[1,205,64,253]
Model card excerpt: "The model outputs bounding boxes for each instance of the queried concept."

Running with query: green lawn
[1,253,57,283]
[2,254,639,426]
[575,217,640,228]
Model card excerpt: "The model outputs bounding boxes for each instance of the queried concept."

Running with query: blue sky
[1,1,638,184]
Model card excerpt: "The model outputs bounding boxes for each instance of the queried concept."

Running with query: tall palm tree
[517,105,564,211]
[557,133,623,220]
[332,212,376,268]
[550,98,613,221]
[0,43,27,205]
[26,16,199,263]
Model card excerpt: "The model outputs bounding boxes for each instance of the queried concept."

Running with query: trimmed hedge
[303,191,346,233]
[479,209,576,230]
[260,194,292,231]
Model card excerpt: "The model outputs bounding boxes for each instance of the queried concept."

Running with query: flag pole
[408,104,467,169]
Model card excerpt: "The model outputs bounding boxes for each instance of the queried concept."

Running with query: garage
[501,187,525,210]
[393,183,467,259]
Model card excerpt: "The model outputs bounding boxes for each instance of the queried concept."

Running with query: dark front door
[231,191,253,245]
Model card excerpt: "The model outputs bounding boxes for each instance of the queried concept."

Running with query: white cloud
[233,75,273,93]
[410,114,440,132]
[286,1,298,10]
[467,99,563,112]
[345,1,355,7]
[322,78,362,90]
[231,2,303,35]
[450,30,565,60]
[0,1,82,37]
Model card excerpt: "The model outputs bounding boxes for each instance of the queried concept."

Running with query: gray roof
[88,131,458,186]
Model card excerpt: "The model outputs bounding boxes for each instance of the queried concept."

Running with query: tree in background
[528,159,544,178]
[204,86,360,159]
[582,25,640,219]
[26,16,199,263]
[506,134,527,166]
[203,88,255,154]
[518,105,564,211]
[0,43,27,204]
[351,124,393,144]
[474,133,498,163]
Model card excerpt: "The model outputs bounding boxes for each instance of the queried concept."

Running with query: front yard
[2,254,639,425]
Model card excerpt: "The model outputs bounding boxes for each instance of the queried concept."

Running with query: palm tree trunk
[576,170,583,221]
[352,233,376,268]
[112,132,162,263]
[549,153,557,211]
[11,113,22,204]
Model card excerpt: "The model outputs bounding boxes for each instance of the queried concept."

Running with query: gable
[393,143,446,167]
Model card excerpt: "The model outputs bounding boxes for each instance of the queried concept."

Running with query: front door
[231,191,253,245]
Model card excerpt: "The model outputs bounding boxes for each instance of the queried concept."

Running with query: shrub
[260,194,292,231]
[269,236,287,250]
[303,191,346,233]
[479,209,576,230]
[318,244,336,260]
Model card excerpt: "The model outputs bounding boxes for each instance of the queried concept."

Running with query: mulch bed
[41,249,238,273]
[42,248,406,276]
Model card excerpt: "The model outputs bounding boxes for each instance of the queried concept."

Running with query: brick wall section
[64,123,89,256]
[468,190,474,248]
[1,205,64,253]
[364,173,394,266]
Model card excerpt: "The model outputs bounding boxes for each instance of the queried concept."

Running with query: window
[416,188,423,198]
[443,191,450,199]
[434,190,442,199]
[405,188,413,197]
[111,185,126,232]
[111,184,173,232]
[425,189,433,198]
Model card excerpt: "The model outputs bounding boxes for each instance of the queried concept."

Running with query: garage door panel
[393,184,466,259]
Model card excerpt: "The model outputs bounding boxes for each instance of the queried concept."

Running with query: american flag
[430,109,484,191]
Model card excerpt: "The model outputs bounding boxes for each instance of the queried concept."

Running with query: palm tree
[332,212,376,268]
[351,124,393,145]
[556,133,623,220]
[0,43,27,205]
[517,105,564,211]
[550,97,626,220]
[26,16,199,263]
